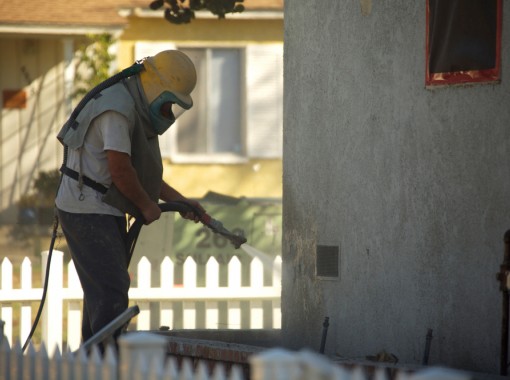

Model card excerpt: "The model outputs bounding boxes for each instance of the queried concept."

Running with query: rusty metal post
[319,317,329,354]
[422,328,433,365]
[497,230,510,375]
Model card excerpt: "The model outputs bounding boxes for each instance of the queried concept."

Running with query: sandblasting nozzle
[204,217,247,249]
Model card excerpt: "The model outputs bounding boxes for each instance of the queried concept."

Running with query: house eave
[0,24,124,36]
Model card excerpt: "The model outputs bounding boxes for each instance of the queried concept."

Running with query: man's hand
[141,202,162,224]
[159,182,206,223]
[179,198,205,223]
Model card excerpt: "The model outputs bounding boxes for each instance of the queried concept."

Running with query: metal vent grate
[316,245,339,278]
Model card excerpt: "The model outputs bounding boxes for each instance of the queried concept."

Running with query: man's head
[139,50,197,134]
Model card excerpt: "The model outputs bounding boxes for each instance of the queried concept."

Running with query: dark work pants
[57,209,131,344]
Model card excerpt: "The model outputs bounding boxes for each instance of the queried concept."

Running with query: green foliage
[33,170,61,202]
[149,0,245,24]
[18,169,61,209]
[73,34,116,99]
[12,169,63,250]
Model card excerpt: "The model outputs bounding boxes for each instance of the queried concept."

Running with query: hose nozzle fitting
[202,216,247,249]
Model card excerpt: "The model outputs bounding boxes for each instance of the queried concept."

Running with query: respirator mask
[149,91,187,135]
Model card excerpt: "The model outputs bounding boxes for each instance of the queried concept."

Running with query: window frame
[166,45,248,164]
[425,0,502,87]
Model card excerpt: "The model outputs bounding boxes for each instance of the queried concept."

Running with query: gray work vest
[57,76,163,219]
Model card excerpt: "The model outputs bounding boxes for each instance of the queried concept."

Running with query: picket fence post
[273,256,282,329]
[119,332,167,380]
[41,250,64,352]
[250,258,264,329]
[251,348,302,380]
[1,257,13,345]
[67,260,82,351]
[136,257,152,331]
[205,256,220,329]
[10,340,23,379]
[183,256,197,329]
[35,343,50,379]
[160,256,174,328]
[20,257,33,346]
[228,256,242,329]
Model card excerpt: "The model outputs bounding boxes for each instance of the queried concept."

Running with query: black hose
[126,201,200,266]
[22,212,59,352]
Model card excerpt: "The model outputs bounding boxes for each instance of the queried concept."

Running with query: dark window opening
[316,245,339,278]
[426,0,502,86]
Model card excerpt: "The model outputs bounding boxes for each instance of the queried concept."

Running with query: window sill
[167,153,249,165]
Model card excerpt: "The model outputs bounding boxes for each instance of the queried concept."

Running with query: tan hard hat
[139,50,197,109]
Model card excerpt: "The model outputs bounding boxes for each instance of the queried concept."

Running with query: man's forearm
[107,150,161,223]
[160,181,186,203]
[112,164,154,209]
[159,181,205,222]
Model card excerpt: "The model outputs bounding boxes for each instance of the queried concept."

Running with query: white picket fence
[0,333,471,380]
[0,332,246,380]
[0,250,282,352]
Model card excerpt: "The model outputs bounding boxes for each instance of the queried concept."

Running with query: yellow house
[0,0,283,223]
[118,1,283,200]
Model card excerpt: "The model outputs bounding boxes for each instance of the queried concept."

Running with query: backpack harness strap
[60,165,108,195]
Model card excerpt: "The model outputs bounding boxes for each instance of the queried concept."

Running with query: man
[55,50,204,344]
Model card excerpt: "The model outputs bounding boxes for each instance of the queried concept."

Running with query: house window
[426,0,502,86]
[173,48,244,159]
[135,42,283,162]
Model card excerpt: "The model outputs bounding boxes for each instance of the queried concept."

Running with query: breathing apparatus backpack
[57,62,145,170]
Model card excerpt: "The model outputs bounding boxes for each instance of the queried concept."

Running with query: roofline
[0,7,282,36]
[0,24,124,36]
[119,8,283,20]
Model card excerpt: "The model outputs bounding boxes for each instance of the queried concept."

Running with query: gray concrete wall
[283,1,510,373]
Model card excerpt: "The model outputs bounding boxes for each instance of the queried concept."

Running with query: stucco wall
[283,1,510,373]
